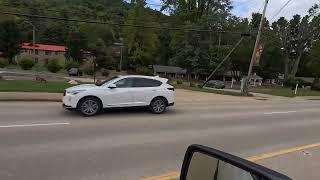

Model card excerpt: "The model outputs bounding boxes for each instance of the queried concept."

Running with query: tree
[66,31,88,62]
[0,18,22,63]
[271,6,320,80]
[124,0,159,70]
[306,41,320,78]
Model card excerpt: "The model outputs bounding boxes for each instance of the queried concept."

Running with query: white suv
[63,75,175,116]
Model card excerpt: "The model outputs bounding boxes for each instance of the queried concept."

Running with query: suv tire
[150,97,167,114]
[77,97,101,116]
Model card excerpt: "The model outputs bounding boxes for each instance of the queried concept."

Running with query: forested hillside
[0,0,319,81]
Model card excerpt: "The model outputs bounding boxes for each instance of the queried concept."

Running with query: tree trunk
[289,54,302,78]
[284,57,289,80]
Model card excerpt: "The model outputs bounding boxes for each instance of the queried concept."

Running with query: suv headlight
[67,89,86,95]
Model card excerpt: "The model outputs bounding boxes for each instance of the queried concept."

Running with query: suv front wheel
[150,97,167,114]
[77,97,101,116]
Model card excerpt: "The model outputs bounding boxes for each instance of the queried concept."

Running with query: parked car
[68,68,83,76]
[63,75,175,116]
[205,80,225,89]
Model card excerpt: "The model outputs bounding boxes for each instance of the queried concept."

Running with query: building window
[35,58,39,63]
[55,52,58,55]
[35,50,39,55]
[45,51,51,55]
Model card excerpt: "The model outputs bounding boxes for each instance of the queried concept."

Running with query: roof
[118,75,168,83]
[153,65,187,74]
[21,43,66,52]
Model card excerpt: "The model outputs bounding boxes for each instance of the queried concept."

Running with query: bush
[82,61,94,75]
[177,80,183,85]
[18,57,35,70]
[101,68,110,77]
[0,58,9,68]
[312,78,320,91]
[65,60,80,70]
[47,58,63,73]
[285,78,312,88]
[190,82,196,87]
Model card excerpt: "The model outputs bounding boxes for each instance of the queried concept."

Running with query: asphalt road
[1,99,320,180]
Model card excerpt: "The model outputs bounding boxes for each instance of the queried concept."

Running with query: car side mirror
[108,84,117,89]
[180,145,292,180]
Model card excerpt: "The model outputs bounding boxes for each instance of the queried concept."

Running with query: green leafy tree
[66,32,88,62]
[271,6,320,80]
[124,0,159,70]
[0,18,22,63]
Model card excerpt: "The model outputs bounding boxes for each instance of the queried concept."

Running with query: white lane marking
[264,111,297,115]
[0,122,70,128]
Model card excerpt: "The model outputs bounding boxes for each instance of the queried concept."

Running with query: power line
[0,11,249,34]
[270,0,294,21]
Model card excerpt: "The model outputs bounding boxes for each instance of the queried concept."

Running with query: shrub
[285,78,312,88]
[177,80,183,85]
[18,57,35,70]
[190,82,196,87]
[47,58,63,73]
[65,59,80,70]
[101,68,110,77]
[0,58,9,68]
[312,78,320,91]
[82,61,94,75]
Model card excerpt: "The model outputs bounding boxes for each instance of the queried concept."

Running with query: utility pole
[242,0,269,95]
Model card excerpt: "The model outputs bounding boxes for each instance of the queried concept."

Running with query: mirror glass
[186,152,256,180]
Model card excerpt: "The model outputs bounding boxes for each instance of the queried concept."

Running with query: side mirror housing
[180,144,292,180]
[108,83,117,89]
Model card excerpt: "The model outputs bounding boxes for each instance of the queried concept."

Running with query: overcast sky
[147,0,319,21]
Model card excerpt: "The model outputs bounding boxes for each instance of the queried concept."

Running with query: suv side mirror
[180,144,292,180]
[108,84,117,89]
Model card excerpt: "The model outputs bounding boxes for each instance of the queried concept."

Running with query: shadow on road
[61,107,178,118]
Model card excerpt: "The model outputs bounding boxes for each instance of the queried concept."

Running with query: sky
[146,0,319,21]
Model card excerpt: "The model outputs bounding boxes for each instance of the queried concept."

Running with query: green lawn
[0,80,73,93]
[252,87,320,97]
[174,84,251,97]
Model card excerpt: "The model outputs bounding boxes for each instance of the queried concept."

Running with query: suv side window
[114,78,133,88]
[132,78,162,87]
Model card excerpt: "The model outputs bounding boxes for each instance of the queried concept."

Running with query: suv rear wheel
[77,97,101,116]
[150,97,167,114]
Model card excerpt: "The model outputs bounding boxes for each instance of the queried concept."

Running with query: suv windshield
[95,76,119,86]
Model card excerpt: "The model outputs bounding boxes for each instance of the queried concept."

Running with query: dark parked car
[68,68,83,76]
[205,80,225,89]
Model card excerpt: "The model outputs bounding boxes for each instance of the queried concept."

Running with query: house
[244,73,263,86]
[19,43,66,66]
[153,65,187,78]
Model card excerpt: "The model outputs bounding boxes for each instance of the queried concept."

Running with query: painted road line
[143,142,320,180]
[0,122,70,128]
[264,111,297,115]
[247,142,320,161]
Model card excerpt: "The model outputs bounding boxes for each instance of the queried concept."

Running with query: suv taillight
[167,87,175,91]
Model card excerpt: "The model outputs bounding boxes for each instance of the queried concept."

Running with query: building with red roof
[19,43,66,65]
